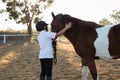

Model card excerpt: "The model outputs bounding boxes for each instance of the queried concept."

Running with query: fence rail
[0,34,30,44]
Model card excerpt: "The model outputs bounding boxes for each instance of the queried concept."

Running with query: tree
[1,0,54,35]
[110,10,120,24]
[99,18,112,25]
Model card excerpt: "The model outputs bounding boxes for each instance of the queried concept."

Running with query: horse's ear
[51,12,55,19]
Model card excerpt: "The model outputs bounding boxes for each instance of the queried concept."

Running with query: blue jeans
[40,59,53,80]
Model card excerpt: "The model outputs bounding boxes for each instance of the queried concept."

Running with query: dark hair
[36,21,48,31]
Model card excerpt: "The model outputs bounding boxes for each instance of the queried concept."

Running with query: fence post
[3,34,6,44]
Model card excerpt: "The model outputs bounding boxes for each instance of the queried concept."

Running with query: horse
[50,12,120,80]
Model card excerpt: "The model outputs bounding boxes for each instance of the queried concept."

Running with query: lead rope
[52,39,57,64]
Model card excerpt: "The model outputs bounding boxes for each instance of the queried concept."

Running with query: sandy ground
[0,39,120,80]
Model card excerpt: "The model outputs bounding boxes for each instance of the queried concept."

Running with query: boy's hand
[65,22,72,29]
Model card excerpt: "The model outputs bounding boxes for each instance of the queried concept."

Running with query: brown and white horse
[51,12,120,80]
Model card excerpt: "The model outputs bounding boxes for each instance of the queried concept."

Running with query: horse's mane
[56,14,101,28]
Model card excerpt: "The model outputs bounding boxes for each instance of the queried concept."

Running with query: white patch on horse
[97,73,99,80]
[82,66,89,80]
[94,25,114,59]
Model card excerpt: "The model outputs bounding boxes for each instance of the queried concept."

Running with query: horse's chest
[94,25,114,59]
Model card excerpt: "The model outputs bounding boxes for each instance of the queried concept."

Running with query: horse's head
[51,12,71,32]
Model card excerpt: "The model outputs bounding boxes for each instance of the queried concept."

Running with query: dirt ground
[0,39,120,80]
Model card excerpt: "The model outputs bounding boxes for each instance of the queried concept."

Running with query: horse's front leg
[87,58,99,80]
[81,58,99,80]
[81,58,89,80]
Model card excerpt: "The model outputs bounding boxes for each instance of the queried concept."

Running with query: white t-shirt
[38,30,56,59]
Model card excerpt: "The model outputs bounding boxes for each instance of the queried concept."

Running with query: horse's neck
[64,21,100,44]
[64,28,78,44]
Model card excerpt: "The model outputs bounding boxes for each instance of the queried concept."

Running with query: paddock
[0,38,120,80]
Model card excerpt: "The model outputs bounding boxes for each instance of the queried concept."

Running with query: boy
[36,21,72,80]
